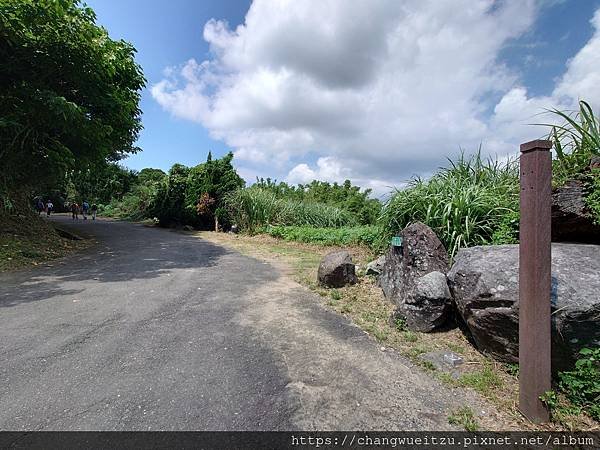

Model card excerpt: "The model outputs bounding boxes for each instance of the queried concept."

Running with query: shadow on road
[0,216,229,308]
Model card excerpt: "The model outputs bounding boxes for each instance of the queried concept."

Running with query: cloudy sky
[89,0,600,196]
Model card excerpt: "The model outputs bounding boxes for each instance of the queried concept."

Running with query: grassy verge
[259,225,383,249]
[0,213,91,271]
[196,231,598,431]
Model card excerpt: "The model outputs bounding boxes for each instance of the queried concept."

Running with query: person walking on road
[36,198,44,216]
[82,200,90,220]
[71,202,79,220]
[91,203,98,220]
[46,201,53,216]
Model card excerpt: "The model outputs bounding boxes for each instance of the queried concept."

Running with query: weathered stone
[403,271,453,332]
[380,222,451,332]
[366,255,386,276]
[552,180,600,244]
[317,250,357,288]
[379,246,402,299]
[418,351,464,379]
[447,243,600,372]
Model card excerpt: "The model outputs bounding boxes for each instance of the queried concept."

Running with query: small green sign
[391,236,403,247]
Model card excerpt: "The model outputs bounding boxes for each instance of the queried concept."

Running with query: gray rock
[317,250,357,288]
[447,243,600,372]
[552,180,600,244]
[366,255,386,276]
[379,246,402,299]
[403,271,453,332]
[419,350,464,368]
[380,222,451,332]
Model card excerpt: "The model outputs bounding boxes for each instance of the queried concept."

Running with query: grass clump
[456,365,503,394]
[448,406,479,431]
[379,150,520,259]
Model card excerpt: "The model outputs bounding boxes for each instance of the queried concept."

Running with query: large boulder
[317,250,357,288]
[552,180,600,244]
[380,222,451,332]
[447,243,600,372]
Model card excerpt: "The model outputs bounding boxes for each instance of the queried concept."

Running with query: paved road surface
[0,215,488,430]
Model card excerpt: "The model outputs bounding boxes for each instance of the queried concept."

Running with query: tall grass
[225,187,356,232]
[379,151,519,258]
[536,100,600,186]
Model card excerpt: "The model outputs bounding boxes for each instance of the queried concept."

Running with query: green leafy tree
[151,164,190,227]
[0,0,145,212]
[185,152,245,230]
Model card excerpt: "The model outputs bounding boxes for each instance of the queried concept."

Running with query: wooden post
[519,139,552,423]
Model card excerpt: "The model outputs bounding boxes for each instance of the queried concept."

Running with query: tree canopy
[0,0,145,210]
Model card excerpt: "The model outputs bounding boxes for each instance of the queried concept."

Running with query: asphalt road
[0,215,489,430]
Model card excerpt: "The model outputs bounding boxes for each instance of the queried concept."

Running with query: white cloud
[151,0,600,191]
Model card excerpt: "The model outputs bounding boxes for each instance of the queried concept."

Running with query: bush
[379,151,520,258]
[225,187,357,232]
[558,347,600,421]
[261,225,382,248]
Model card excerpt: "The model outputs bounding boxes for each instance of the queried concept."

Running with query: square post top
[520,140,553,153]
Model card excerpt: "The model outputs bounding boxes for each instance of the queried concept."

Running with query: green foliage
[490,210,520,245]
[225,188,357,232]
[330,289,342,301]
[394,317,408,332]
[558,347,600,421]
[448,406,479,431]
[151,164,190,226]
[184,152,244,229]
[254,178,381,225]
[379,151,520,258]
[120,153,243,229]
[504,363,519,377]
[68,163,138,204]
[0,0,145,209]
[537,101,600,186]
[585,169,600,225]
[262,225,381,248]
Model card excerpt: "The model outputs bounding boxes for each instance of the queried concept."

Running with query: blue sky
[87,0,251,169]
[88,0,600,195]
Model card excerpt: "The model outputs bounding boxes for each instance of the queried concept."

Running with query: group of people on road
[67,201,98,220]
[35,198,54,216]
[35,197,98,220]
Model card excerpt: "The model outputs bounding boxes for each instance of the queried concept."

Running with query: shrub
[558,347,600,421]
[379,151,520,258]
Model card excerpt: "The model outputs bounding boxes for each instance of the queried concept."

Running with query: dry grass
[196,231,598,431]
[0,213,91,272]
